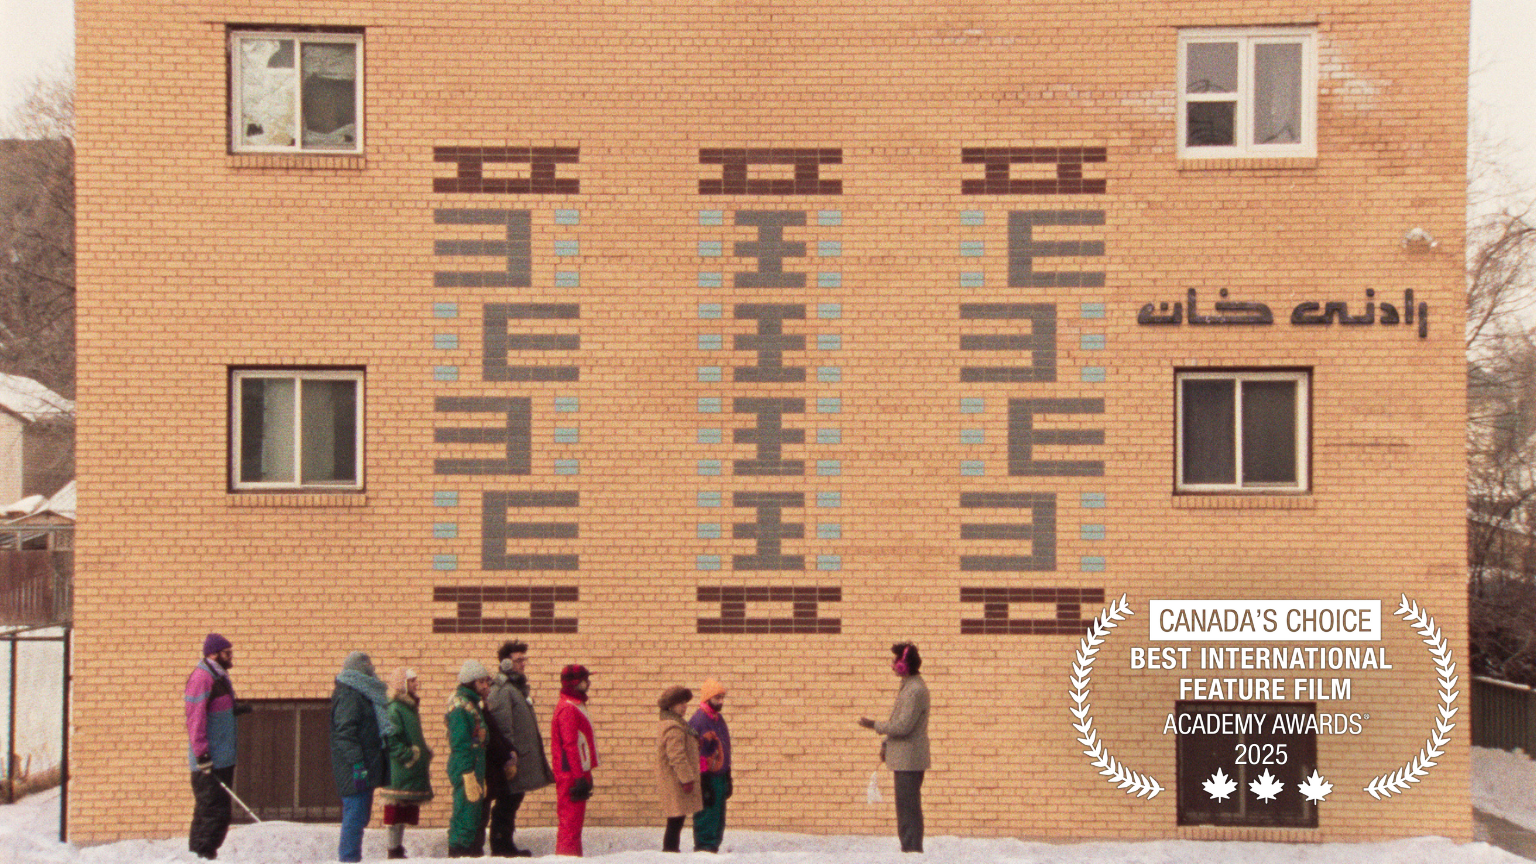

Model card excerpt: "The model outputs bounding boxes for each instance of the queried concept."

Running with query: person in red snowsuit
[551,664,597,856]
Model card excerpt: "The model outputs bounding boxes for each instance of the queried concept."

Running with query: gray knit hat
[458,659,491,684]
[342,651,375,677]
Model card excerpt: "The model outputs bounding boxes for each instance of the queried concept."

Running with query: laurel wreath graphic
[1069,594,1165,799]
[1362,595,1459,799]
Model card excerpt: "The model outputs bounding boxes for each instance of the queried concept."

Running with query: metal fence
[1473,675,1536,752]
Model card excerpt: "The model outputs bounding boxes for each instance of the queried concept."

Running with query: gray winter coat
[875,674,930,771]
[485,670,554,792]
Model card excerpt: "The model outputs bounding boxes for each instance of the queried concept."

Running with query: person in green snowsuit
[445,660,493,857]
[380,668,434,859]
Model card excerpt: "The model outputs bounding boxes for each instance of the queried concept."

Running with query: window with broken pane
[231,31,362,154]
[1178,29,1314,158]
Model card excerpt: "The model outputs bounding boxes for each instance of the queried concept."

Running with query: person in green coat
[445,660,493,858]
[380,668,434,859]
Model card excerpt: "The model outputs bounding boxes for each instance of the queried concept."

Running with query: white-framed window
[1178,28,1316,159]
[1176,369,1309,493]
[231,369,363,491]
[229,30,363,154]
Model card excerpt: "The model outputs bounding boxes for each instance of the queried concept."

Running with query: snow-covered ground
[2,764,1532,864]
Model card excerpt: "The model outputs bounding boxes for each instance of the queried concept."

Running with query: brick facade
[73,0,1470,844]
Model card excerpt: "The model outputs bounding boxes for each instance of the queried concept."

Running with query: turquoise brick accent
[1080,302,1107,319]
[433,491,459,507]
[698,397,722,413]
[817,555,842,571]
[554,427,579,444]
[818,303,842,319]
[698,303,723,319]
[960,272,985,288]
[698,491,722,507]
[1081,334,1106,350]
[816,460,841,476]
[697,460,722,476]
[699,210,725,226]
[817,523,841,540]
[960,210,985,226]
[697,523,722,539]
[698,272,723,288]
[960,241,985,257]
[817,241,842,257]
[698,428,723,444]
[816,398,842,414]
[816,428,841,445]
[554,240,580,256]
[1080,556,1107,572]
[434,366,459,382]
[434,334,459,350]
[433,302,458,318]
[960,460,985,476]
[433,555,458,571]
[816,491,841,508]
[433,523,458,539]
[696,555,722,571]
[554,396,579,412]
[699,334,723,350]
[554,209,580,225]
[698,366,723,382]
[960,428,984,444]
[698,241,723,257]
[554,459,579,475]
[1081,524,1106,541]
[817,334,842,350]
[1082,492,1107,509]
[818,366,841,383]
[818,272,842,288]
[555,271,580,288]
[960,397,985,414]
[1081,367,1107,383]
[818,210,842,226]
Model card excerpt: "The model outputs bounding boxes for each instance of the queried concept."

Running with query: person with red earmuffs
[858,642,930,853]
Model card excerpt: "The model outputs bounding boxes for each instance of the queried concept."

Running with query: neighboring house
[0,374,73,506]
[74,0,1470,846]
[0,479,73,625]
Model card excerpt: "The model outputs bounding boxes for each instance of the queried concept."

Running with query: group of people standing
[184,635,925,860]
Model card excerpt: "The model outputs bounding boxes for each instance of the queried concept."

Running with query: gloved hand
[504,753,519,782]
[681,781,694,794]
[352,763,368,795]
[195,754,213,774]
[701,779,716,808]
[569,776,593,802]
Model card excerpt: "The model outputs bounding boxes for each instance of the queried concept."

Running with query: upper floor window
[230,30,363,154]
[1178,28,1316,159]
[232,369,363,491]
[1177,369,1309,493]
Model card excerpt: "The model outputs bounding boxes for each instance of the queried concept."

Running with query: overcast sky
[1,0,1534,197]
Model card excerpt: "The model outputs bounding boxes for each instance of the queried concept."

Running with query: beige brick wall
[72,0,1469,845]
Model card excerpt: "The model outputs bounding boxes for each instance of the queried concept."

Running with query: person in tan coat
[655,686,703,852]
[858,642,930,853]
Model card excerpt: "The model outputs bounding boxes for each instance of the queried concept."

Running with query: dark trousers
[189,766,235,859]
[488,790,525,855]
[893,770,924,853]
[662,815,686,852]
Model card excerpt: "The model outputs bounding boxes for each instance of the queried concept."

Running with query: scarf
[337,669,397,737]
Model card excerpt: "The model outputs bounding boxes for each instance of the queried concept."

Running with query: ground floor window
[1175,700,1318,827]
[233,700,340,822]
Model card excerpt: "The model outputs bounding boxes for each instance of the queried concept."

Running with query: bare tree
[0,63,74,401]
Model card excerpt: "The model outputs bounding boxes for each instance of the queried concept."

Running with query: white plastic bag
[866,771,883,804]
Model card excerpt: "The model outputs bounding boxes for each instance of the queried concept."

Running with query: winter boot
[387,847,407,859]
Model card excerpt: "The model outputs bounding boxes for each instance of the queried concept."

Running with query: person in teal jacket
[446,660,493,858]
[380,668,434,859]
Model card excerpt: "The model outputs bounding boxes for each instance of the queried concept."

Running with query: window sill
[228,493,367,508]
[228,153,367,171]
[1173,494,1314,510]
[1177,156,1318,172]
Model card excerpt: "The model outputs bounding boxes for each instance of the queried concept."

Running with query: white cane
[210,772,263,823]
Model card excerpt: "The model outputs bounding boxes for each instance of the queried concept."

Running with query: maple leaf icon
[1202,768,1237,801]
[1298,769,1333,803]
[1249,769,1284,802]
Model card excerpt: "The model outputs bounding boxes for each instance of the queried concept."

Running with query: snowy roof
[2,479,75,521]
[0,374,72,422]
